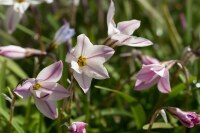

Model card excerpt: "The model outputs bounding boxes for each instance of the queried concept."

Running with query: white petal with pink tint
[39,82,70,101]
[85,61,109,79]
[73,34,93,58]
[111,34,153,47]
[157,69,171,93]
[5,7,22,34]
[117,20,141,35]
[86,45,114,64]
[0,45,26,59]
[37,60,63,82]
[34,98,58,119]
[0,0,13,5]
[14,78,35,98]
[73,72,92,93]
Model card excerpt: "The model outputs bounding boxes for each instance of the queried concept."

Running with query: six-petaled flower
[66,34,114,93]
[14,60,70,119]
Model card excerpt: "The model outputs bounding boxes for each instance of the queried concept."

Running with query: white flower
[66,34,114,93]
[106,0,153,47]
[0,0,52,33]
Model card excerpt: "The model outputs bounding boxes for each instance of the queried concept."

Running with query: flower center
[77,56,86,67]
[15,0,25,3]
[32,83,41,90]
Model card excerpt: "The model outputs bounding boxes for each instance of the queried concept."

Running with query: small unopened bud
[68,122,87,133]
[166,107,200,128]
[53,22,75,45]
[0,45,46,59]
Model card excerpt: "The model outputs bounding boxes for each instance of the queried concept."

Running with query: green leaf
[95,85,137,103]
[0,57,28,79]
[0,108,25,133]
[143,122,173,130]
[131,104,146,129]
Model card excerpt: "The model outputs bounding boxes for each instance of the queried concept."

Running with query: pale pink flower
[166,107,200,128]
[135,63,171,93]
[0,45,46,59]
[140,55,160,65]
[0,0,52,33]
[14,61,70,119]
[106,0,153,47]
[68,122,87,133]
[66,34,114,93]
[53,22,75,45]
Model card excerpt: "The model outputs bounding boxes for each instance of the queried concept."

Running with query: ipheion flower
[105,0,153,47]
[135,57,175,93]
[166,107,200,128]
[68,122,87,133]
[14,60,70,119]
[66,34,115,93]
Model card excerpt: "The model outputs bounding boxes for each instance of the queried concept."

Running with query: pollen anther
[33,83,41,90]
[77,56,86,67]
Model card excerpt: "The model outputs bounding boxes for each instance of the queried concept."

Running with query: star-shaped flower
[106,0,153,47]
[66,34,114,93]
[14,60,70,119]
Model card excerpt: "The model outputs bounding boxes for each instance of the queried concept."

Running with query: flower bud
[68,122,87,133]
[166,107,200,128]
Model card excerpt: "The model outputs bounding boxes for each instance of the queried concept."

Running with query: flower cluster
[0,0,199,132]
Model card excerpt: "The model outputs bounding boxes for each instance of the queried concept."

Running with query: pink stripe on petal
[117,20,141,35]
[73,71,92,93]
[157,69,171,93]
[40,82,71,101]
[34,98,58,119]
[36,60,63,82]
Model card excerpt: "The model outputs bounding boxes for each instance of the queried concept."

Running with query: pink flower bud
[166,107,200,128]
[0,45,46,59]
[68,122,87,133]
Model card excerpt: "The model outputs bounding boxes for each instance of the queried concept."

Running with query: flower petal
[107,0,119,35]
[141,55,160,65]
[73,71,92,93]
[117,20,141,35]
[71,61,82,74]
[157,69,171,93]
[36,60,63,82]
[14,78,35,99]
[53,23,75,45]
[0,45,26,59]
[135,76,159,91]
[5,7,23,34]
[86,45,114,63]
[84,61,109,79]
[66,49,77,63]
[0,0,13,5]
[13,2,29,14]
[136,64,157,81]
[34,98,58,119]
[111,34,153,47]
[39,82,71,101]
[73,34,93,58]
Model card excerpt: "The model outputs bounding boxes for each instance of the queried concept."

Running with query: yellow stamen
[16,0,25,3]
[77,56,86,67]
[32,83,41,90]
